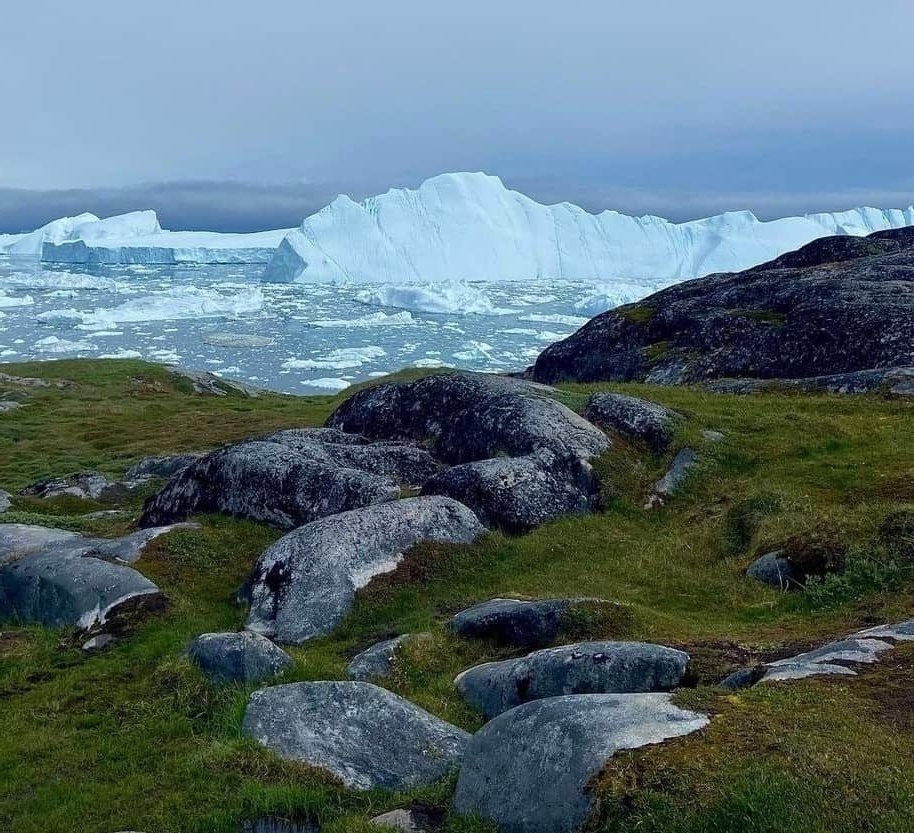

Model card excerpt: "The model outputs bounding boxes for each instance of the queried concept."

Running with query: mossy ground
[0,360,913,832]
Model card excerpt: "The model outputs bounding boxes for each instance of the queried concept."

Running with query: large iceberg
[263,172,914,285]
[4,213,101,258]
[8,210,292,265]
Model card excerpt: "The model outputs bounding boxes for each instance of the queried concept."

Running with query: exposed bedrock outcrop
[242,496,485,644]
[326,372,609,464]
[0,523,185,628]
[533,227,914,385]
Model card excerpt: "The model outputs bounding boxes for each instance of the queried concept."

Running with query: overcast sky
[1,0,912,230]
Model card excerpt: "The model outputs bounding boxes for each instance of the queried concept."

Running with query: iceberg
[263,172,914,285]
[5,213,101,258]
[20,210,291,265]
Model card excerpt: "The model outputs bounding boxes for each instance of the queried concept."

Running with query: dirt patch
[852,643,914,733]
[671,638,826,685]
[0,631,31,658]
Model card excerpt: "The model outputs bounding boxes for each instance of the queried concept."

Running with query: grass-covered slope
[0,360,913,833]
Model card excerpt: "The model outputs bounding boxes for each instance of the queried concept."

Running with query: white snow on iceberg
[355,282,516,316]
[26,210,291,265]
[263,172,914,285]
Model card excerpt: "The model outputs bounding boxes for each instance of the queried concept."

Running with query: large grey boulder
[0,523,173,629]
[347,635,410,680]
[264,429,441,487]
[450,597,618,650]
[583,393,682,452]
[453,693,708,833]
[243,681,469,790]
[187,631,293,684]
[327,372,609,465]
[533,227,914,385]
[243,497,486,644]
[455,641,692,720]
[422,450,599,532]
[140,439,399,529]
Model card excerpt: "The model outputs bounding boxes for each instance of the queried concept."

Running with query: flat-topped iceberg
[5,210,293,265]
[263,172,914,285]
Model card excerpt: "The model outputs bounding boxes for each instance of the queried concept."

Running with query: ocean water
[0,258,655,394]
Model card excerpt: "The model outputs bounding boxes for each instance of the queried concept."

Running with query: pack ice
[263,172,914,284]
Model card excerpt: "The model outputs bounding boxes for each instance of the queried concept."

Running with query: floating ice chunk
[0,292,34,309]
[309,311,415,328]
[299,377,351,392]
[519,313,590,327]
[33,335,95,354]
[355,281,516,316]
[281,346,386,371]
[99,349,143,359]
[202,333,274,348]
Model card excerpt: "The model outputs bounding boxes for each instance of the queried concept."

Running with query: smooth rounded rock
[187,631,293,684]
[347,635,410,680]
[455,641,692,720]
[327,372,609,465]
[243,681,470,790]
[746,551,795,590]
[584,392,682,451]
[453,693,708,833]
[422,451,599,532]
[243,496,485,644]
[450,597,618,650]
[140,439,399,529]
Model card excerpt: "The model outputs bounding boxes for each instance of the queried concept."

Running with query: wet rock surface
[534,227,914,385]
[243,496,485,644]
[243,681,470,791]
[455,641,692,720]
[453,693,708,833]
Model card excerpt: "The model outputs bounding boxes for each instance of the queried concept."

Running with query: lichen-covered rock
[0,524,170,629]
[327,372,609,465]
[264,429,441,487]
[422,450,599,532]
[126,454,202,481]
[455,641,692,720]
[187,631,293,684]
[583,393,682,451]
[140,440,399,529]
[347,635,410,680]
[450,597,620,650]
[453,693,708,833]
[533,227,914,385]
[746,551,795,590]
[703,366,914,396]
[21,471,115,500]
[243,681,469,790]
[243,497,485,644]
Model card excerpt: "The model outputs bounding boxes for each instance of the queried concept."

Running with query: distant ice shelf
[262,172,914,285]
[1,210,292,265]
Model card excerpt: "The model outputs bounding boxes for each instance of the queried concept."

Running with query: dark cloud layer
[0,1,911,228]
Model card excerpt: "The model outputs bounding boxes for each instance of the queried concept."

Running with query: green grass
[0,360,913,832]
